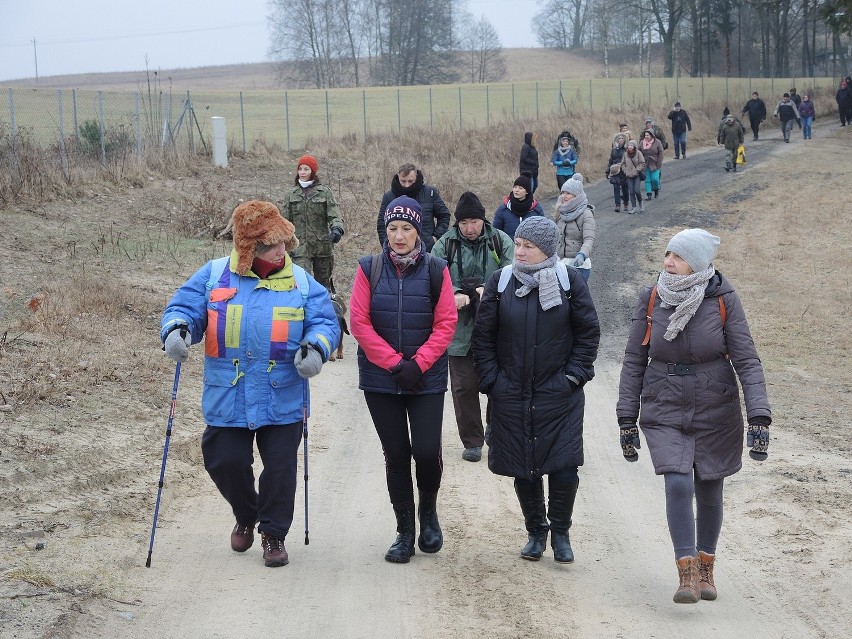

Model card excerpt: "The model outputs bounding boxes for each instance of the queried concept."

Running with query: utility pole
[33,38,39,83]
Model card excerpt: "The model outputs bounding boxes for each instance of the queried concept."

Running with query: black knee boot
[417,490,443,553]
[548,478,579,564]
[514,478,549,560]
[385,504,416,563]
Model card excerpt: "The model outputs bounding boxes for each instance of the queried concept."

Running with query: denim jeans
[672,131,687,157]
[782,119,795,140]
[801,116,813,138]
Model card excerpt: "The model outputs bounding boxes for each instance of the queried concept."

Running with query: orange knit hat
[297,154,319,175]
[223,200,298,275]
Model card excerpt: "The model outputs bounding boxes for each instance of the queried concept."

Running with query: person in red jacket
[350,196,457,565]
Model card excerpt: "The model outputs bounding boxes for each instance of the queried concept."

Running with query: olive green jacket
[432,222,513,356]
[281,184,344,259]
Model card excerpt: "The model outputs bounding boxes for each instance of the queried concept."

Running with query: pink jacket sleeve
[349,264,458,373]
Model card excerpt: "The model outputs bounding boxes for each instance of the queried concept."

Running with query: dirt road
[78,136,850,638]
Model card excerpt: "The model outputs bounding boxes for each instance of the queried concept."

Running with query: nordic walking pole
[302,373,310,545]
[146,361,181,567]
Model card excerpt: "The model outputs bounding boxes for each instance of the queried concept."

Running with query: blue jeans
[672,131,687,157]
[801,116,813,138]
[782,119,795,140]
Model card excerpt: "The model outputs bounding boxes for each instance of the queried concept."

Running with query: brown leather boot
[230,522,255,552]
[698,551,717,600]
[261,532,289,567]
[673,556,700,603]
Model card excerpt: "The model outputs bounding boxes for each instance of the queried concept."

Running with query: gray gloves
[619,422,641,462]
[572,252,586,268]
[747,417,771,461]
[164,326,191,363]
[295,341,324,379]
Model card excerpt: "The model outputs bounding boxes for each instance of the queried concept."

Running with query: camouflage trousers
[292,255,334,291]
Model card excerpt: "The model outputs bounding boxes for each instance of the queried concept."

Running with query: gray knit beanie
[560,173,585,196]
[666,228,720,273]
[515,216,558,258]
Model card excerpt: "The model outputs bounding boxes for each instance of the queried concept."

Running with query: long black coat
[472,266,600,479]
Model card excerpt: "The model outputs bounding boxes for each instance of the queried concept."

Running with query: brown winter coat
[620,147,646,178]
[640,136,665,171]
[616,272,771,480]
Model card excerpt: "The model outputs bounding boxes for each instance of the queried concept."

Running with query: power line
[0,22,265,49]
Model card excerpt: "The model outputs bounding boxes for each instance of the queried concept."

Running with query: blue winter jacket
[551,147,578,177]
[493,198,545,240]
[161,251,340,428]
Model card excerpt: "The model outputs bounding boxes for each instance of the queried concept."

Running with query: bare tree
[534,0,573,47]
[458,13,507,83]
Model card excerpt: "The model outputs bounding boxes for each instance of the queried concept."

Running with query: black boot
[654,189,659,199]
[417,490,443,553]
[385,505,416,563]
[645,192,652,201]
[548,478,579,564]
[514,478,549,561]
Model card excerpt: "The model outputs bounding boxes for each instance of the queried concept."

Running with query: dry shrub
[177,180,232,238]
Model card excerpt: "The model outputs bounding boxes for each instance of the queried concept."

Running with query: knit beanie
[674,101,681,107]
[224,200,299,275]
[454,191,486,222]
[297,154,319,175]
[513,174,532,193]
[384,196,422,235]
[783,92,790,98]
[514,216,557,258]
[560,173,585,196]
[666,228,720,273]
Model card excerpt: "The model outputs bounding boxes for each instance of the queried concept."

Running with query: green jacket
[281,183,344,259]
[432,222,513,356]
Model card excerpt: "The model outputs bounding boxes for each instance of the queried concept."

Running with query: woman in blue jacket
[551,134,578,189]
[493,174,545,240]
[161,200,340,568]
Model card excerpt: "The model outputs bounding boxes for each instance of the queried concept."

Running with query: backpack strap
[445,238,459,268]
[641,285,658,346]
[292,264,310,305]
[368,252,443,309]
[205,256,231,302]
[497,265,514,294]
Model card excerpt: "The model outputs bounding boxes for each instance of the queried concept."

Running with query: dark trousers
[612,181,629,206]
[448,353,484,448]
[364,392,444,507]
[664,472,724,558]
[201,423,303,539]
[748,117,761,139]
[293,255,333,290]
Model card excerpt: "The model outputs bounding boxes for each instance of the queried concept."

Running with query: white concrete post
[211,116,228,168]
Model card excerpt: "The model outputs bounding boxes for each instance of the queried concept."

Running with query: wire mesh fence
[1,75,837,172]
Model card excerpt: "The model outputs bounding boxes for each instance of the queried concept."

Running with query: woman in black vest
[350,196,457,564]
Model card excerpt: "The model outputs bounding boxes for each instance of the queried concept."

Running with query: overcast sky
[0,0,539,82]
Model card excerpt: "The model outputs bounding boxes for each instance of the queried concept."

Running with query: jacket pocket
[202,358,240,423]
[267,362,302,424]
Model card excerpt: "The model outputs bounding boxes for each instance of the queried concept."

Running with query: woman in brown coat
[619,141,646,214]
[639,129,664,201]
[616,229,772,604]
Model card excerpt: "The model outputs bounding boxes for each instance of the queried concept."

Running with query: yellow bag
[736,144,746,165]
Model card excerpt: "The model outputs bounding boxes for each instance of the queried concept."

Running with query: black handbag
[638,169,646,181]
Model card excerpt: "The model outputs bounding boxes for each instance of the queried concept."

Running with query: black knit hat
[513,174,532,193]
[454,191,486,222]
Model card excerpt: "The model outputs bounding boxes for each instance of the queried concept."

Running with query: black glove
[390,359,423,391]
[797,119,802,129]
[329,228,343,243]
[747,418,771,461]
[663,142,669,150]
[619,422,641,462]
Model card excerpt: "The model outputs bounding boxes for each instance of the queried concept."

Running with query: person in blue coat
[161,200,340,568]
[551,135,578,189]
[492,173,545,240]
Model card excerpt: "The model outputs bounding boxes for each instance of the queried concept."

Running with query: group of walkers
[158,103,779,605]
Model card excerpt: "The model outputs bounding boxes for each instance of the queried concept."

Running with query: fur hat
[454,191,486,222]
[297,154,319,175]
[224,200,298,275]
[514,216,558,258]
[561,173,585,196]
[384,196,422,235]
[513,174,532,193]
[666,228,720,273]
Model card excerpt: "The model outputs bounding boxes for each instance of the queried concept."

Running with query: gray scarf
[512,255,562,310]
[656,267,715,340]
[557,196,589,222]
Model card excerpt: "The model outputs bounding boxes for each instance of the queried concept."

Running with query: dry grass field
[1,50,850,636]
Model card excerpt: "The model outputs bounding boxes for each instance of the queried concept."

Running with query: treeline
[267,0,851,89]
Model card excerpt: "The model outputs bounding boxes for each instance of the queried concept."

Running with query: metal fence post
[620,77,623,109]
[325,90,330,136]
[8,88,17,175]
[458,86,463,130]
[57,90,68,177]
[536,82,540,118]
[240,91,247,154]
[285,91,291,151]
[362,89,367,142]
[397,89,401,133]
[72,88,78,137]
[97,91,106,166]
[589,79,593,111]
[486,85,490,126]
[186,91,195,154]
[429,87,433,131]
[512,84,515,118]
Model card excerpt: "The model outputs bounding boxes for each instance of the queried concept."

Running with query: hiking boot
[261,533,289,567]
[385,505,416,563]
[724,166,731,172]
[462,446,482,462]
[645,192,652,201]
[674,556,700,603]
[230,523,255,553]
[698,551,717,601]
[417,490,443,553]
[654,189,659,199]
[614,205,620,212]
